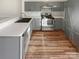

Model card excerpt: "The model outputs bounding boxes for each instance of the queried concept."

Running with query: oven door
[42,18,54,30]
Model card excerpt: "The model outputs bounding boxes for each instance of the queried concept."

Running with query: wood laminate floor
[25,30,79,59]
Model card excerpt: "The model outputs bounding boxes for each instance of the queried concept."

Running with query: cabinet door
[30,19,33,34]
[0,37,20,59]
[21,29,30,59]
[22,28,30,53]
[54,18,64,29]
[32,18,41,30]
[32,18,36,30]
[72,31,79,49]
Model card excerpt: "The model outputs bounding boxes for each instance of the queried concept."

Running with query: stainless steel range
[41,6,54,31]
[41,17,54,30]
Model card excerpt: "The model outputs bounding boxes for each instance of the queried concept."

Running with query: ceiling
[26,0,68,2]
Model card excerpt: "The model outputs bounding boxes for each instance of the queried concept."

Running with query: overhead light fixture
[46,0,49,1]
[53,5,57,8]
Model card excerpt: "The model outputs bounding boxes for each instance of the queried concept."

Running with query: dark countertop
[16,18,32,23]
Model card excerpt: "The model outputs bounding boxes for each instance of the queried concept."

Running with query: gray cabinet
[64,0,79,50]
[32,18,64,30]
[25,2,64,11]
[32,18,41,30]
[0,28,30,59]
[0,23,32,59]
[72,32,79,49]
[0,37,20,59]
[54,18,64,30]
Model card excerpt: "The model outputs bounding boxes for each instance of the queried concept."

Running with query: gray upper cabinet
[25,2,64,11]
[25,2,41,11]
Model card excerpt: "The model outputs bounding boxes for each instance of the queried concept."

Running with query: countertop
[0,17,32,37]
[0,17,19,30]
[0,23,29,37]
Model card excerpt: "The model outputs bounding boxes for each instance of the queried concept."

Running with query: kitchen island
[0,19,32,59]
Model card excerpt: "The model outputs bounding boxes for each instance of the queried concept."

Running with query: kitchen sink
[15,18,31,23]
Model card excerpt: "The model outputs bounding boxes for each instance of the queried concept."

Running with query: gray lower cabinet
[72,31,79,49]
[32,18,41,30]
[0,37,20,59]
[0,27,31,59]
[54,18,64,30]
[32,18,64,30]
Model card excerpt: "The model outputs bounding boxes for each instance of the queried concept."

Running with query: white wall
[0,0,21,17]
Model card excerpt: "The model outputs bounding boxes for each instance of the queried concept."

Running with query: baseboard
[33,29,64,32]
